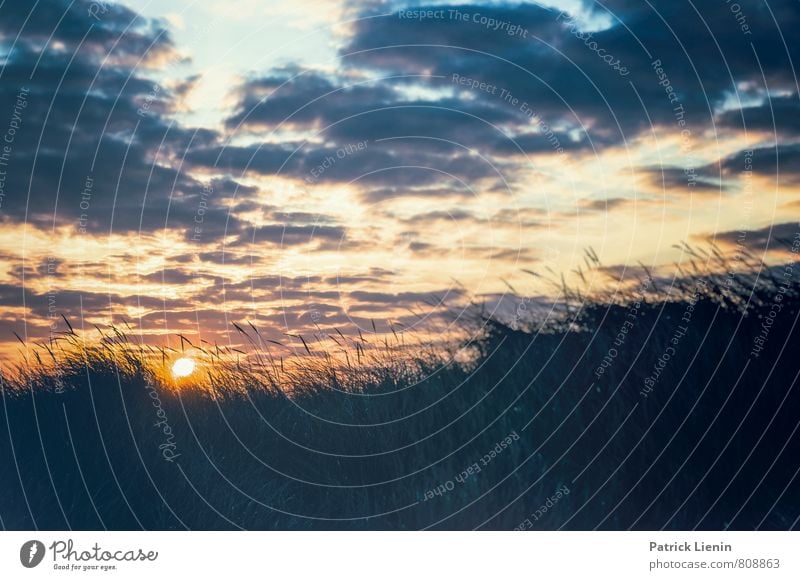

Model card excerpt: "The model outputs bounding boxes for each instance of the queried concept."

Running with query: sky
[0,0,798,361]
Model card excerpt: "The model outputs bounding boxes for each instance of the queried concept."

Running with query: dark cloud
[717,94,800,137]
[226,68,396,130]
[706,222,800,255]
[211,0,800,194]
[402,209,476,223]
[0,0,174,62]
[0,284,25,308]
[0,0,228,235]
[226,68,520,136]
[487,247,539,262]
[214,67,573,190]
[340,0,800,144]
[188,137,510,191]
[360,184,477,203]
[586,0,800,91]
[140,269,201,285]
[718,144,800,185]
[641,166,727,194]
[579,197,633,212]
[348,288,465,304]
[324,274,392,285]
[341,4,664,138]
[238,224,348,248]
[487,130,599,155]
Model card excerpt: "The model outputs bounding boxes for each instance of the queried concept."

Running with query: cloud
[250,224,347,247]
[718,144,800,185]
[359,185,473,203]
[0,0,175,65]
[578,197,632,212]
[207,1,800,198]
[225,68,396,131]
[401,209,476,223]
[585,0,800,92]
[348,288,466,305]
[188,137,510,191]
[640,166,727,195]
[341,3,663,138]
[706,221,800,256]
[340,0,800,144]
[0,0,227,236]
[717,94,800,137]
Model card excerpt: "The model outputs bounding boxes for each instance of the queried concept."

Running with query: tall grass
[1,251,799,530]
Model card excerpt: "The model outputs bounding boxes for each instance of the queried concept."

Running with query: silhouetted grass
[1,252,799,530]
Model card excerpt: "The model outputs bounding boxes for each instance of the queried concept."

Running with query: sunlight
[172,357,196,378]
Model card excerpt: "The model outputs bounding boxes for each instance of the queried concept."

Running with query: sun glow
[172,357,196,378]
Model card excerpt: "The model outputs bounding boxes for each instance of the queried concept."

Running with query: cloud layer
[0,0,798,356]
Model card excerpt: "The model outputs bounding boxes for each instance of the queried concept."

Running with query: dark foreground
[1,267,799,530]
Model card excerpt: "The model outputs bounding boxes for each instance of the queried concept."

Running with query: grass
[1,248,799,530]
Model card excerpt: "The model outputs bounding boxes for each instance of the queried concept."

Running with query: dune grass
[1,251,799,530]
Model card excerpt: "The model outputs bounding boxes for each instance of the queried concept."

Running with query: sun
[172,357,196,378]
